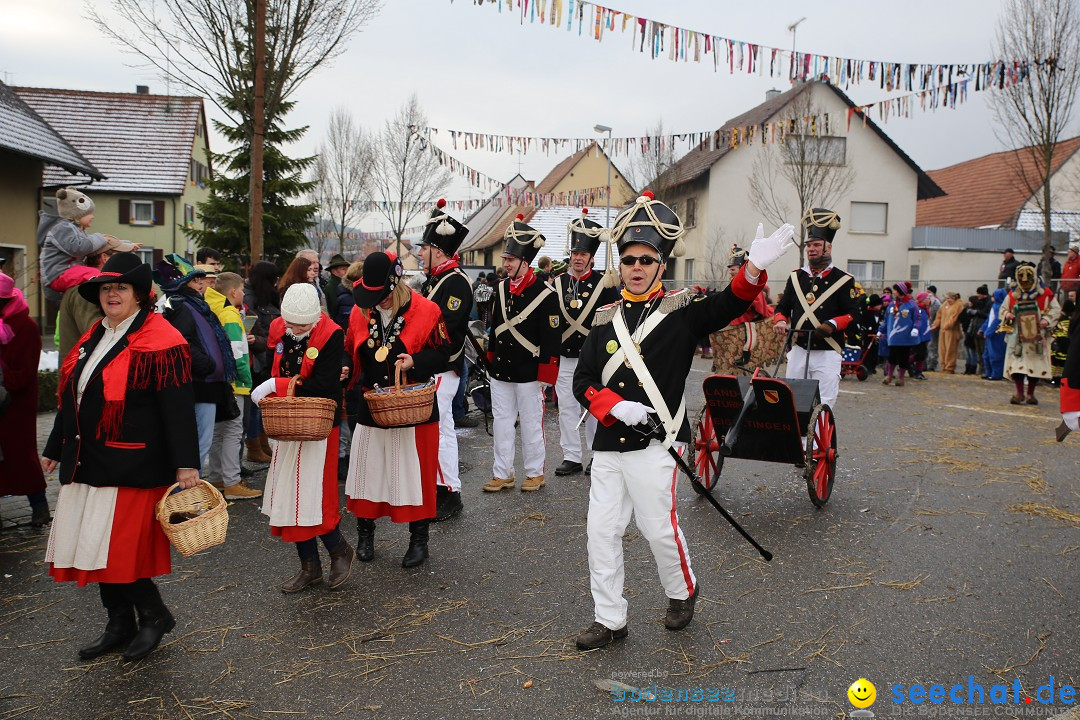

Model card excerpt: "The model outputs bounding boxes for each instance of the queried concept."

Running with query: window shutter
[153,249,164,265]
[153,200,166,226]
[118,199,130,225]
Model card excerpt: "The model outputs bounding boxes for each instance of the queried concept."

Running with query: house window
[184,204,195,228]
[850,202,888,234]
[684,258,695,281]
[136,248,154,266]
[910,265,921,282]
[786,135,846,165]
[685,197,698,228]
[847,260,884,287]
[130,199,155,226]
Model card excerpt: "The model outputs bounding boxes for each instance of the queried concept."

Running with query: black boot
[79,583,137,660]
[122,579,176,662]
[402,520,429,568]
[356,518,375,562]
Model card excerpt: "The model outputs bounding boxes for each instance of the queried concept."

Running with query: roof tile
[0,81,100,178]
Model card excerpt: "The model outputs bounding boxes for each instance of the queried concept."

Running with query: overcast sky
[1,0,1066,216]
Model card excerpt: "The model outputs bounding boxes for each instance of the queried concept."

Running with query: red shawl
[347,290,447,364]
[59,311,192,441]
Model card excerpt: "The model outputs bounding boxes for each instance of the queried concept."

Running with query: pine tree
[186,97,317,265]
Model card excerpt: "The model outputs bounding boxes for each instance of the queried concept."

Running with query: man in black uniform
[772,208,861,409]
[553,209,620,478]
[417,199,474,521]
[572,191,795,650]
[483,215,562,493]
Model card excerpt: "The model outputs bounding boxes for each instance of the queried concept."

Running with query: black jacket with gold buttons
[554,269,620,358]
[488,272,561,384]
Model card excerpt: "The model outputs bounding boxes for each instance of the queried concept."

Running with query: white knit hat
[281,283,321,324]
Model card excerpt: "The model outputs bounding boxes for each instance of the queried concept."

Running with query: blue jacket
[885,298,920,348]
[980,288,1007,337]
[916,306,932,343]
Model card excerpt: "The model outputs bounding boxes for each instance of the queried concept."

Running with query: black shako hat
[566,208,604,256]
[802,207,841,243]
[418,198,469,256]
[78,252,153,304]
[611,191,686,259]
[503,214,546,263]
[352,251,403,309]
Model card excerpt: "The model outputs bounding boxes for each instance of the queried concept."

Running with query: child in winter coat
[37,187,138,303]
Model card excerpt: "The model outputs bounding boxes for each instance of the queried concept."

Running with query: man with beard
[773,208,861,409]
[552,209,620,478]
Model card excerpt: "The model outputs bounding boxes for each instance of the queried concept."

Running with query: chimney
[136,85,149,95]
[765,88,782,102]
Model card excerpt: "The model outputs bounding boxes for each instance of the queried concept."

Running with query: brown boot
[520,475,546,492]
[327,540,355,589]
[483,476,516,492]
[664,583,700,631]
[1010,394,1025,405]
[259,432,273,457]
[575,621,628,650]
[280,560,322,593]
[245,438,272,464]
[1025,395,1038,405]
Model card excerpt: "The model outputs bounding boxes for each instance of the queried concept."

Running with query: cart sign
[764,390,779,404]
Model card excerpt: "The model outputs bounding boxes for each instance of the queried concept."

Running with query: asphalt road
[1,357,1077,720]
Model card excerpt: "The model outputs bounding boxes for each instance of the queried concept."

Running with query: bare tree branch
[625,118,676,201]
[312,107,375,255]
[991,0,1080,278]
[370,95,451,258]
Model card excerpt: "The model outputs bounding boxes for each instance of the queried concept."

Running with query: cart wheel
[692,406,724,493]
[855,365,868,382]
[804,405,837,508]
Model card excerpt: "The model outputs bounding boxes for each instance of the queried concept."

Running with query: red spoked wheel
[804,405,837,508]
[692,407,724,494]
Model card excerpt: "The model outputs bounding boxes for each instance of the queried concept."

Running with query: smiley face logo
[848,679,876,709]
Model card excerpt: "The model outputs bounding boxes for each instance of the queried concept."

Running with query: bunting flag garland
[461,0,1029,92]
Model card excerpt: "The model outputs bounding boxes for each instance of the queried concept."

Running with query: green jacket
[205,286,253,395]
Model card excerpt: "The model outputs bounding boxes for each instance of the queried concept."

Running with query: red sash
[268,313,338,381]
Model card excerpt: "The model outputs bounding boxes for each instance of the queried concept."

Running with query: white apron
[262,439,327,527]
[345,424,425,508]
[45,484,118,571]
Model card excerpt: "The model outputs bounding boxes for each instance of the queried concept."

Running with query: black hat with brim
[352,251,403,308]
[418,200,470,257]
[567,209,604,256]
[803,207,841,243]
[503,216,545,264]
[78,252,153,305]
[611,192,685,259]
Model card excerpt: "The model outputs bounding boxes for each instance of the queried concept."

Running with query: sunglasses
[620,255,660,267]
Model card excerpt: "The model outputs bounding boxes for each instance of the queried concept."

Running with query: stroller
[464,319,494,436]
[840,337,877,381]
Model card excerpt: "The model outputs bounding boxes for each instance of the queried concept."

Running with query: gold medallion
[375,346,390,362]
[570,299,581,309]
[305,347,319,360]
[605,339,618,354]
[805,292,816,304]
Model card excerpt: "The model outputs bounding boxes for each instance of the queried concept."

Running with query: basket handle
[394,361,406,391]
[287,375,303,397]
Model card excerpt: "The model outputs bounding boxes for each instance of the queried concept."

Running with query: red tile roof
[14,86,206,195]
[916,136,1080,228]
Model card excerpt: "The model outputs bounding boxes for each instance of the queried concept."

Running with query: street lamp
[593,124,613,227]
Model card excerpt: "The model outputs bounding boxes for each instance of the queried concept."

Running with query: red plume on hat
[516,213,525,221]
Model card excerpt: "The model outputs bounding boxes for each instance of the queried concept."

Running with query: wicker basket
[260,376,337,441]
[364,363,437,428]
[156,480,229,558]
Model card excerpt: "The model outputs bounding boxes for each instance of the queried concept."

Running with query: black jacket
[44,309,200,488]
[774,266,862,351]
[422,267,474,375]
[488,276,561,383]
[554,270,620,358]
[243,283,281,382]
[162,290,232,407]
[575,271,763,452]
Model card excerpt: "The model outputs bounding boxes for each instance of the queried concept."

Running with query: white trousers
[555,356,595,463]
[785,346,841,409]
[434,371,461,492]
[587,444,696,631]
[490,377,546,479]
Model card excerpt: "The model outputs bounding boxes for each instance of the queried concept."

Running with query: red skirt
[347,421,438,523]
[270,426,342,543]
[50,486,172,587]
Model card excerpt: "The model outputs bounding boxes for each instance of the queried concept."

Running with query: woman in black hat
[344,251,452,568]
[40,253,201,663]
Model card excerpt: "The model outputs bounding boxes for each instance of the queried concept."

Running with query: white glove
[747,223,797,270]
[250,377,278,406]
[610,400,655,426]
[910,328,920,338]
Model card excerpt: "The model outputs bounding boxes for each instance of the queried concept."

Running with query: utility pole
[250,0,266,262]
[788,17,806,84]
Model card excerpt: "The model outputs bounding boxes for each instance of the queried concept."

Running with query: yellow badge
[305,347,319,360]
[850,288,857,299]
[605,339,618,354]
[549,315,560,328]
[447,296,461,311]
